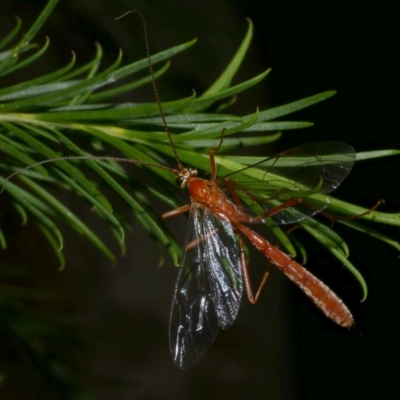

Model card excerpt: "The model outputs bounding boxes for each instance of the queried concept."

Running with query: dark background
[0,0,399,399]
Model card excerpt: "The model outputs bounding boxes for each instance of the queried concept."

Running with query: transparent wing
[222,141,355,224]
[169,204,242,369]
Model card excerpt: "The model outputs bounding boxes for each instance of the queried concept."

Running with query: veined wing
[222,141,355,224]
[169,204,242,369]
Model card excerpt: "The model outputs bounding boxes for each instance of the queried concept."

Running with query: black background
[0,1,399,399]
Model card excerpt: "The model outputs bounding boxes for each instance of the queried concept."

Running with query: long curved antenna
[116,10,184,170]
[2,12,184,193]
[1,156,179,194]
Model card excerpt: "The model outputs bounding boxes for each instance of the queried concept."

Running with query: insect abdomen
[237,224,354,328]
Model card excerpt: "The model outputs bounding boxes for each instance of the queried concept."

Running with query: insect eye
[176,176,186,187]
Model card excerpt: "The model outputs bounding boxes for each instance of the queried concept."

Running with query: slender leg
[225,182,270,303]
[239,235,270,305]
[209,128,226,181]
[250,197,306,223]
[224,179,244,211]
[225,179,281,205]
[223,179,315,223]
[285,224,301,236]
[163,203,220,250]
[227,179,383,225]
[209,149,218,181]
[162,204,190,219]
[321,198,384,223]
[184,228,219,251]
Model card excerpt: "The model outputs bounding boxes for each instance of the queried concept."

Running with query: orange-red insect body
[186,174,354,329]
[237,224,354,328]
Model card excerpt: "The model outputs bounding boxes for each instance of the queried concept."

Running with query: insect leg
[162,204,190,219]
[320,198,384,224]
[184,227,219,251]
[223,180,307,219]
[208,129,226,181]
[249,197,307,223]
[224,179,244,211]
[239,234,270,305]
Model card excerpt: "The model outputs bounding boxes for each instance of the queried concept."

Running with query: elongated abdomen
[237,224,354,328]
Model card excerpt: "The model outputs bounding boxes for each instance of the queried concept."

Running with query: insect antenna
[2,10,184,192]
[1,156,178,194]
[116,10,184,170]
